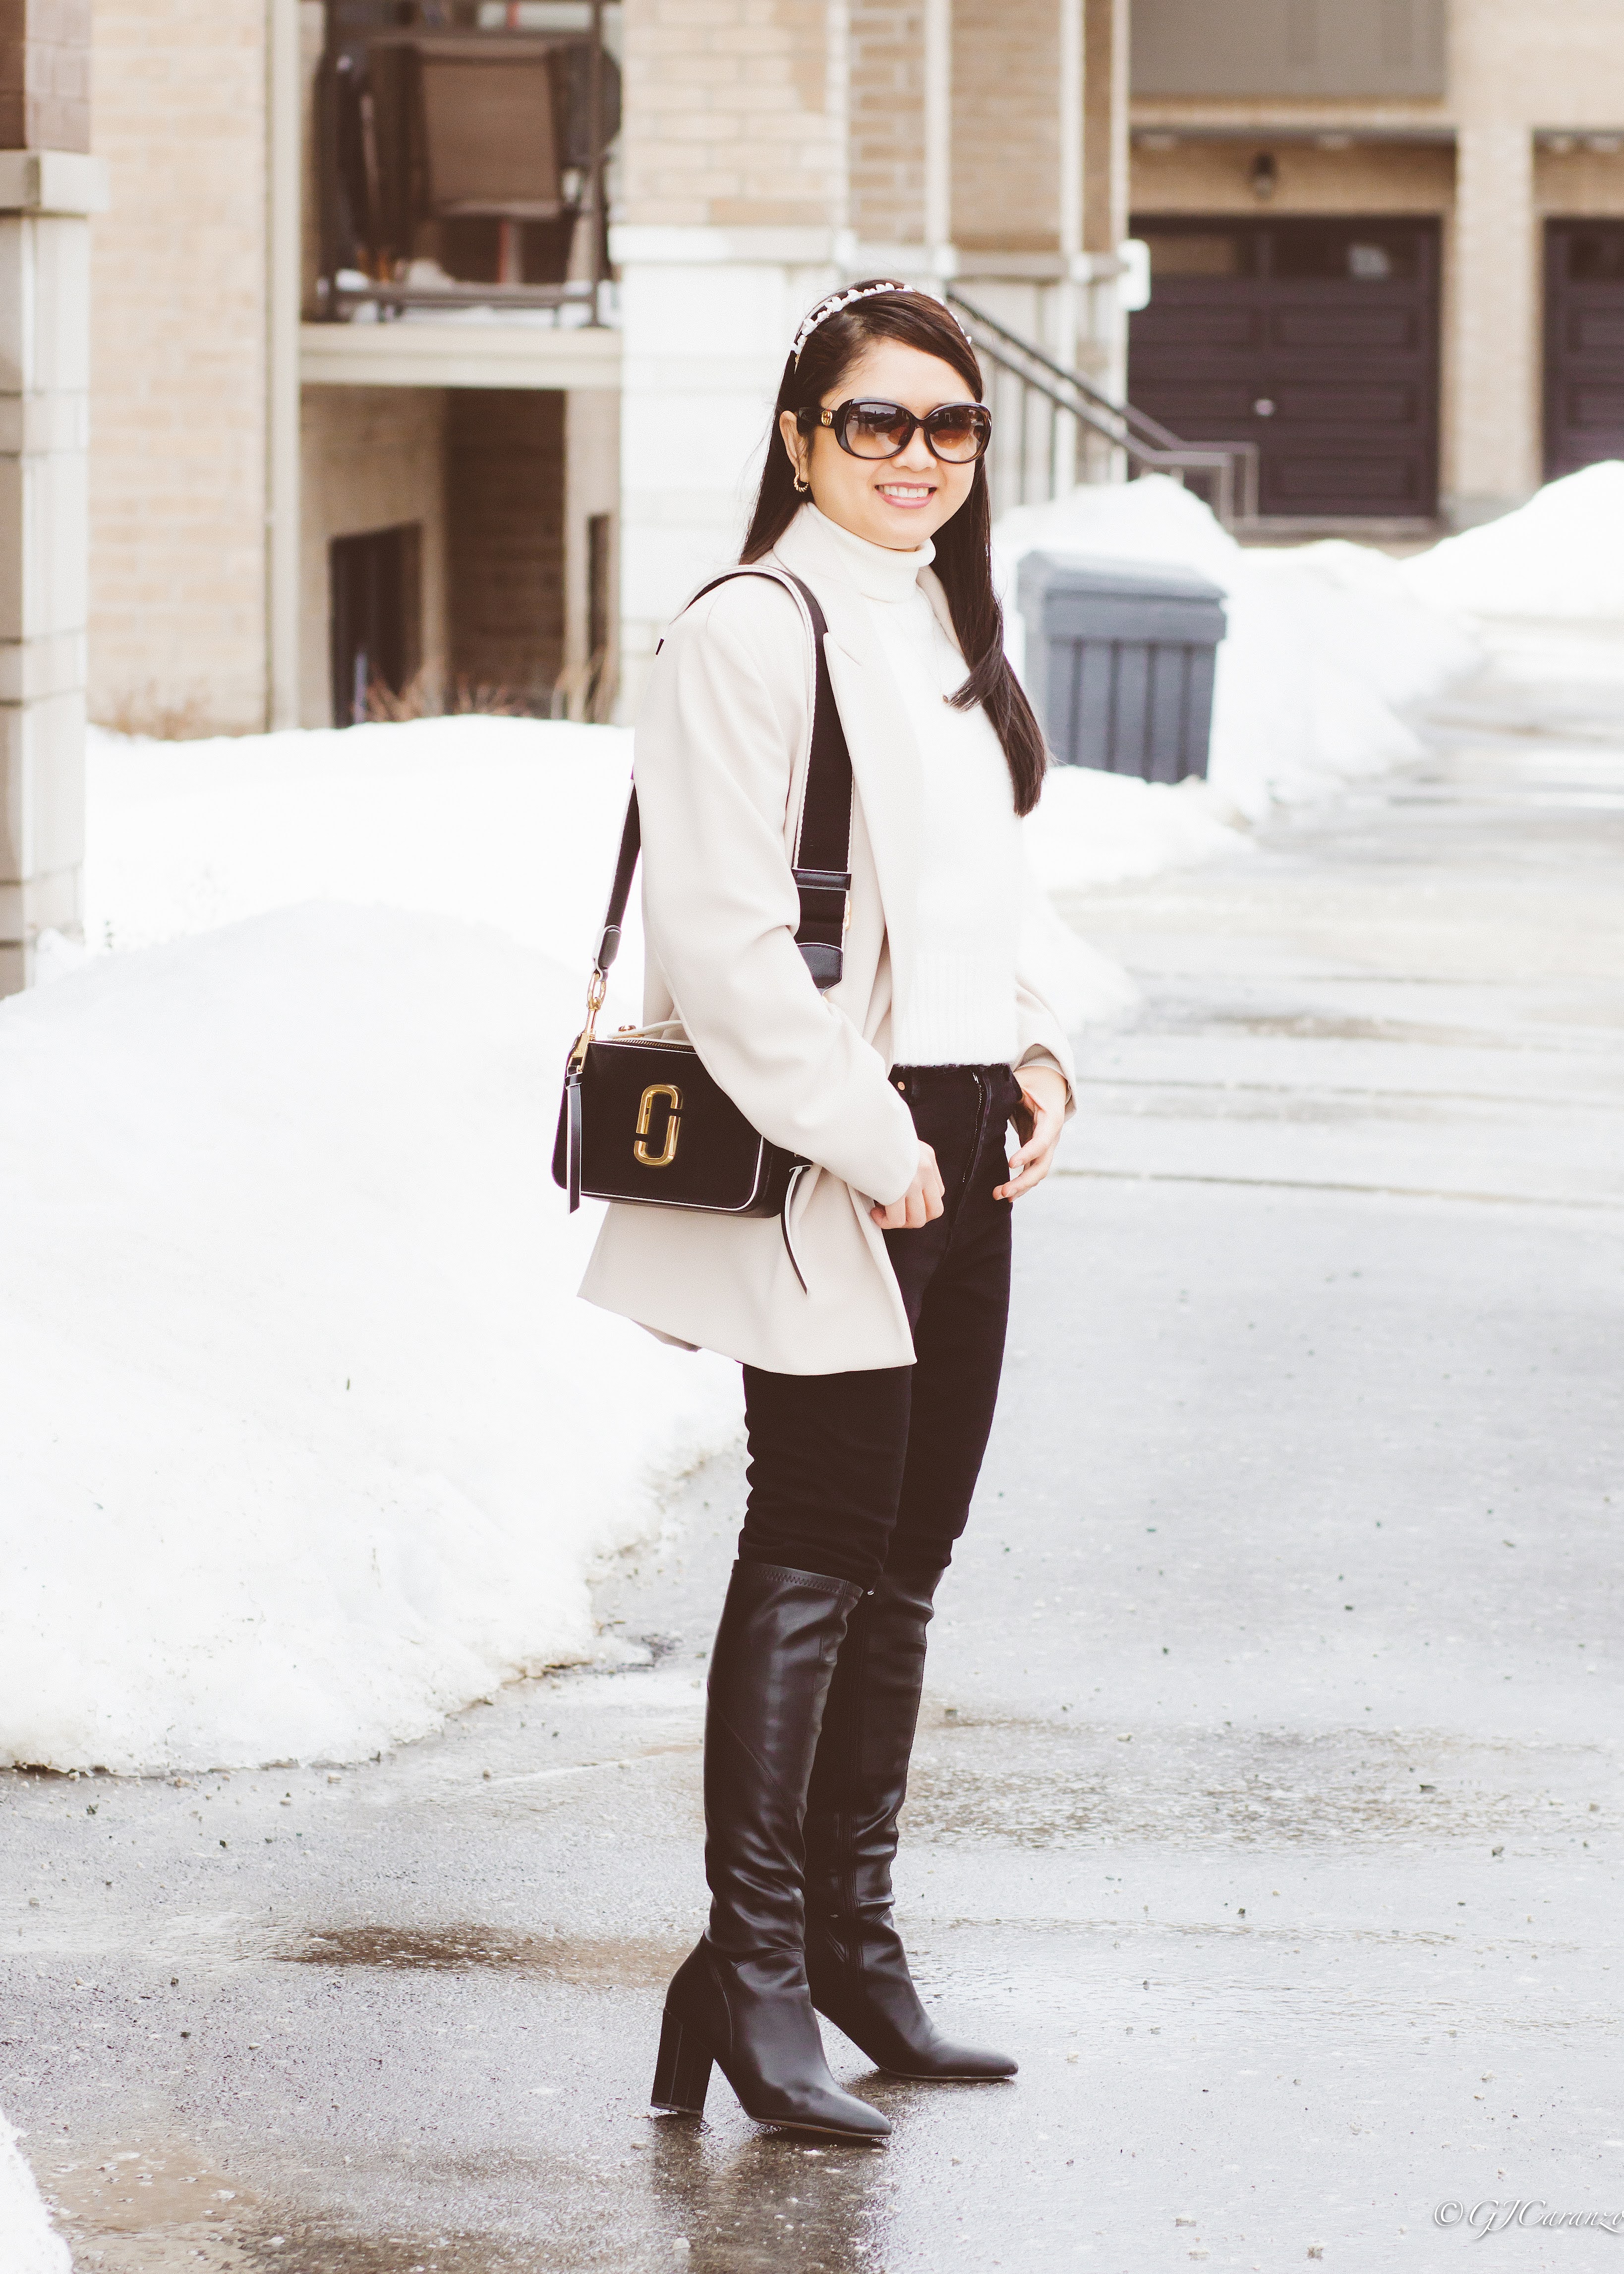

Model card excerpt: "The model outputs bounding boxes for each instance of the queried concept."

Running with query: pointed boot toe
[808,1920,1016,2081]
[887,2033,1016,2083]
[772,2085,892,2142]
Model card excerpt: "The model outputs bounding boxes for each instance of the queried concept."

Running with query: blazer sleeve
[634,580,922,1206]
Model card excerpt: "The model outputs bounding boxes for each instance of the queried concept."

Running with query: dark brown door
[1127,217,1441,518]
[330,524,422,727]
[1544,221,1624,479]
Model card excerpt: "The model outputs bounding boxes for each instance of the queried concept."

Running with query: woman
[580,281,1075,2142]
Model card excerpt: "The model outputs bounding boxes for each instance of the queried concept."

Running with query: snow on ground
[995,475,1483,818]
[0,2113,70,2274]
[1402,459,1624,621]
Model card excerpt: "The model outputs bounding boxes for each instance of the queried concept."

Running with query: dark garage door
[1544,222,1624,480]
[1127,217,1441,519]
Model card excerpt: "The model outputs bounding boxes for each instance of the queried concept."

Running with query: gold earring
[793,472,810,494]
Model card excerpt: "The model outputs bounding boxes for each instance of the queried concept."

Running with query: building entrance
[1544,222,1624,481]
[1127,217,1441,520]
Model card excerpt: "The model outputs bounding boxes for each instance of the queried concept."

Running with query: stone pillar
[0,0,103,994]
[1080,0,1128,405]
[1447,122,1539,527]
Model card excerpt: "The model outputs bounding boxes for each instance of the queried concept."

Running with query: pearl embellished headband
[790,280,973,365]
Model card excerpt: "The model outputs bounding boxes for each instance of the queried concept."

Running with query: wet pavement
[3,691,1623,2274]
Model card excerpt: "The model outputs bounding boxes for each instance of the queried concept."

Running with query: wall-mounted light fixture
[1117,238,1152,313]
[1249,151,1278,201]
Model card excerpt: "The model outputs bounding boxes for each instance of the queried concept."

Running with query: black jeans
[739,1062,1024,1589]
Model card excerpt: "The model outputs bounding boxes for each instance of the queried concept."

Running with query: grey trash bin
[1016,551,1227,782]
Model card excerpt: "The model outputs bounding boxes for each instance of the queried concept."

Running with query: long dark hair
[741,283,1048,816]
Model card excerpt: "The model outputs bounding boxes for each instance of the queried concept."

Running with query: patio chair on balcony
[392,32,575,286]
[320,18,619,312]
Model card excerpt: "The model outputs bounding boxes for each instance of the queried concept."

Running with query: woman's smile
[783,337,978,549]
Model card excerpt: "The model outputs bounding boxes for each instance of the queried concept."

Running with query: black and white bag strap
[589,566,855,996]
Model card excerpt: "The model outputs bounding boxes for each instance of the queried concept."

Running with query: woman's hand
[870,1142,945,1230]
[994,1063,1068,1202]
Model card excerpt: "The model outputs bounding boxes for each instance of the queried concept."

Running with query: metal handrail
[949,290,1179,448]
[946,288,1260,525]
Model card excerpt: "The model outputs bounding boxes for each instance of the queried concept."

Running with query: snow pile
[6,720,726,1774]
[77,715,1134,1025]
[79,717,640,984]
[0,2115,69,2274]
[0,899,743,1773]
[995,476,1483,817]
[1402,461,1624,621]
[1028,765,1248,892]
[2,714,1137,1774]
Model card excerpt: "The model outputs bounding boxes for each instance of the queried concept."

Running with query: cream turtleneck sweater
[798,505,1023,1068]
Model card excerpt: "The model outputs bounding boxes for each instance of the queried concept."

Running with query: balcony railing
[313,2,621,324]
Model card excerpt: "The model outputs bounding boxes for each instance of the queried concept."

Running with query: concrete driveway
[4,676,1622,2274]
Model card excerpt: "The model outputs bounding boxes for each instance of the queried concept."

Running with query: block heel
[650,2005,713,2116]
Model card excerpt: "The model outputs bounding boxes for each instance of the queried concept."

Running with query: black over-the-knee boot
[651,1560,892,2141]
[804,1567,1017,2081]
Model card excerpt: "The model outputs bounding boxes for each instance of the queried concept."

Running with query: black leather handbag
[552,568,855,1282]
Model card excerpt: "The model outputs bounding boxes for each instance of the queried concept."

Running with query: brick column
[0,0,103,993]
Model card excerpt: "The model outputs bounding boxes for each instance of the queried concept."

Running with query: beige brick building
[88,0,272,736]
[3,0,1624,991]
[80,0,1130,763]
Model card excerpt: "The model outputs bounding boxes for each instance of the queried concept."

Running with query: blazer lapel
[769,520,923,1025]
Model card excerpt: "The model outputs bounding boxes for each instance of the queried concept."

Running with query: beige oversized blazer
[577,506,1078,1375]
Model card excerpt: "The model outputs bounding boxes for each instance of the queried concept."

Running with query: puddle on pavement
[44,2140,259,2270]
[278,1922,689,1988]
[233,2217,527,2273]
[44,2141,570,2273]
[903,1721,1608,1852]
[43,2129,884,2274]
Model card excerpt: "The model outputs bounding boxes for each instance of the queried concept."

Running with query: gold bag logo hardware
[633,1082,683,1168]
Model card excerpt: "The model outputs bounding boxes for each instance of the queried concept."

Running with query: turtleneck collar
[796,503,934,604]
